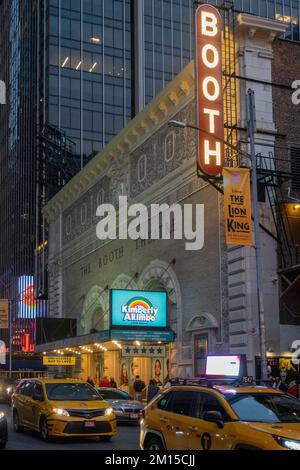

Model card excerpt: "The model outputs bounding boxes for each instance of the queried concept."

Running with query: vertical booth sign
[195,4,224,176]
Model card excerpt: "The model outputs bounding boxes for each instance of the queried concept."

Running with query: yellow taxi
[140,383,300,450]
[11,378,117,441]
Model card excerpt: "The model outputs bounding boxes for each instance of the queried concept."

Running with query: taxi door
[188,391,235,450]
[29,382,44,430]
[21,381,36,428]
[161,390,199,450]
[13,381,30,426]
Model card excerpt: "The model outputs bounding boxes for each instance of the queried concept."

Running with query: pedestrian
[110,377,117,389]
[99,376,111,387]
[272,377,288,392]
[147,379,160,403]
[133,375,146,401]
[86,376,95,387]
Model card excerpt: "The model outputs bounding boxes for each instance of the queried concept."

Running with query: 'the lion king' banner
[223,168,253,246]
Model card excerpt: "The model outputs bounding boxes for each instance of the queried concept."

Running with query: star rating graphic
[122,345,164,356]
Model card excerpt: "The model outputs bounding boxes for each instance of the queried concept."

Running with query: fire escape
[257,152,300,326]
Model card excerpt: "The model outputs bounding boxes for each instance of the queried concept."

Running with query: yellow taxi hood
[247,422,300,440]
[49,400,110,410]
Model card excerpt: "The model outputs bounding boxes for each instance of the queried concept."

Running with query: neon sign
[18,276,47,318]
[195,4,224,176]
[22,333,35,353]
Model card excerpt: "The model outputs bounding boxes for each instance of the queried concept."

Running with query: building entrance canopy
[35,329,175,354]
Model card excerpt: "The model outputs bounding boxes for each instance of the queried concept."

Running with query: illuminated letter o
[202,76,220,101]
[202,44,219,69]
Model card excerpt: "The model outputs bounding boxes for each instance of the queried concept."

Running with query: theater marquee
[195,4,224,177]
[110,289,168,330]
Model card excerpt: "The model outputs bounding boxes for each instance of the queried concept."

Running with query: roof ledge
[236,13,287,41]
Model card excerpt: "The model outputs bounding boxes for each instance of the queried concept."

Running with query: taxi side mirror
[203,411,224,429]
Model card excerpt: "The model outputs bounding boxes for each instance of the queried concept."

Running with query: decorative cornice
[236,13,287,41]
[43,61,195,222]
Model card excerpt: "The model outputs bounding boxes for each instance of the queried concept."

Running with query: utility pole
[246,89,268,382]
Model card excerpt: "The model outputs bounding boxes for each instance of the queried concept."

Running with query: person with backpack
[147,379,160,403]
[133,375,145,401]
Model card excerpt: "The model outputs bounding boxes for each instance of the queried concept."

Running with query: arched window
[91,307,105,332]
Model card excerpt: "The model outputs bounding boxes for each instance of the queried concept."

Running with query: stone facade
[47,96,227,378]
[44,14,298,377]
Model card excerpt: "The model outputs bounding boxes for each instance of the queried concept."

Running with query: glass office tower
[47,0,133,161]
[0,0,299,355]
[141,0,300,106]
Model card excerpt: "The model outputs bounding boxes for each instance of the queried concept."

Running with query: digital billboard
[18,276,47,319]
[110,289,168,329]
[205,355,242,377]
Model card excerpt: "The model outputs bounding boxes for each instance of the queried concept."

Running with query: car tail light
[139,409,145,419]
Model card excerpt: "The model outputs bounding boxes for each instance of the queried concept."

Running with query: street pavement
[0,404,140,450]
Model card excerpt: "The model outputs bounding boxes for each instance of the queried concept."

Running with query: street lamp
[169,120,187,128]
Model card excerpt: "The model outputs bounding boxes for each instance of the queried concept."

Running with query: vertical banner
[0,299,9,329]
[195,4,224,176]
[223,168,253,246]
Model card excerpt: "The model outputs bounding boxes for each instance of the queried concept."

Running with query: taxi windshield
[224,393,300,423]
[45,383,102,401]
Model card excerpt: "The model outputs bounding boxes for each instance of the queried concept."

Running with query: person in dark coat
[133,375,146,401]
[110,377,117,389]
[147,379,160,403]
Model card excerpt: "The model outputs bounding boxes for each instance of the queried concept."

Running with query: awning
[35,330,110,353]
[35,329,175,353]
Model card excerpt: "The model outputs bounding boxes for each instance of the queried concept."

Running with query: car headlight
[104,407,114,417]
[0,411,5,420]
[52,407,70,417]
[274,436,300,450]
